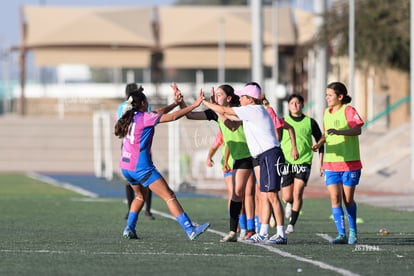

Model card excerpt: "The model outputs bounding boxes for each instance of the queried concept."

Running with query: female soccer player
[312,82,364,244]
[176,83,256,242]
[115,85,210,240]
[280,94,323,234]
[204,82,290,244]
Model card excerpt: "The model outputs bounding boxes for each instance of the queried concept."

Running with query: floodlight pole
[313,0,328,126]
[168,93,181,191]
[349,0,355,99]
[1,45,11,113]
[251,0,263,85]
[218,18,225,84]
[411,0,414,181]
[19,6,27,116]
[272,0,279,110]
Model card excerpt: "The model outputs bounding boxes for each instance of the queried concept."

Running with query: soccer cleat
[285,224,294,234]
[348,231,358,244]
[145,211,155,220]
[188,222,210,240]
[246,233,268,243]
[220,231,237,242]
[269,214,276,228]
[348,235,358,245]
[123,226,138,239]
[331,234,348,244]
[267,234,287,244]
[244,230,255,240]
[285,202,292,219]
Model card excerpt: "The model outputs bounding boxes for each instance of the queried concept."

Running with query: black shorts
[233,157,253,170]
[252,157,259,168]
[281,164,311,187]
[258,147,285,192]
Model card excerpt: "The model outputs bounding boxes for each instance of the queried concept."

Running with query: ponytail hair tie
[121,96,133,116]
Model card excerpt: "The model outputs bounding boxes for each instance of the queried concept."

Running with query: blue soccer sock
[247,218,255,232]
[332,206,346,236]
[176,212,193,235]
[346,203,357,235]
[126,211,138,230]
[239,214,247,231]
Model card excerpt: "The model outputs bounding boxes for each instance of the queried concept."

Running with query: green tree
[321,0,409,72]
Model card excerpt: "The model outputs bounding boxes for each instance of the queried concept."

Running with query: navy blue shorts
[258,147,285,192]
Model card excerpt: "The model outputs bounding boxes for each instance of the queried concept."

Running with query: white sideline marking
[317,233,334,242]
[152,210,359,276]
[28,172,99,198]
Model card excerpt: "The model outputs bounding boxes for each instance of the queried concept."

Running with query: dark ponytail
[327,82,352,104]
[125,83,138,99]
[218,84,239,107]
[115,86,146,138]
[115,110,135,138]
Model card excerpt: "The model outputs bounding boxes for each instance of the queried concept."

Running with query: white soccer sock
[259,224,269,236]
[277,225,286,238]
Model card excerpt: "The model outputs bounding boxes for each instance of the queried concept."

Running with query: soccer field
[1,174,413,276]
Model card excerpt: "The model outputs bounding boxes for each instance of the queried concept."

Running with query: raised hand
[210,86,216,104]
[194,89,205,107]
[171,82,183,104]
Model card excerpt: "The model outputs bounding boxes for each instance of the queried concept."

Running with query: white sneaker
[267,234,287,244]
[246,233,268,243]
[220,231,237,242]
[285,224,294,234]
[269,214,276,228]
[285,202,292,219]
[238,229,247,241]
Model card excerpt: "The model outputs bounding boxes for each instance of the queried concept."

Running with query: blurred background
[0,0,411,194]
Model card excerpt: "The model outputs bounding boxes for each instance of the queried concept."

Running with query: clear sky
[0,0,175,47]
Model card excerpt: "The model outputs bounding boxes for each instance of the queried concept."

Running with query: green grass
[1,173,414,275]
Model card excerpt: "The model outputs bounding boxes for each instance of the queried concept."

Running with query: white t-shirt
[233,104,280,158]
